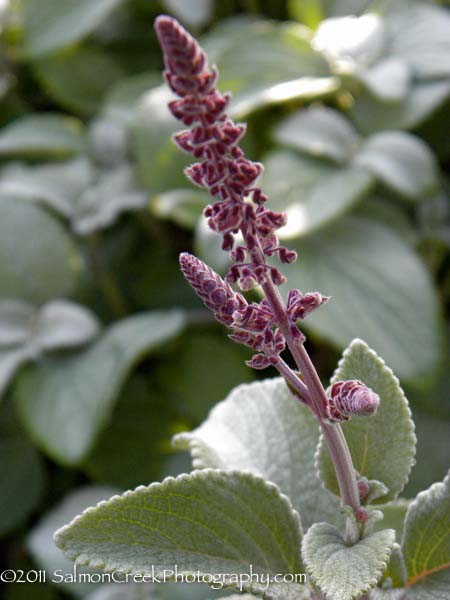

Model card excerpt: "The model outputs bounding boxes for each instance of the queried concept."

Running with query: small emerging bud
[325,380,380,423]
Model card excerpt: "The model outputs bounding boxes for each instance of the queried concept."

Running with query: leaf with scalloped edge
[317,339,416,504]
[55,470,305,599]
[402,471,450,597]
[302,522,395,600]
[174,378,342,531]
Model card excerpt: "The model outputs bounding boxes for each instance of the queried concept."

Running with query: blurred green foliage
[0,1,448,599]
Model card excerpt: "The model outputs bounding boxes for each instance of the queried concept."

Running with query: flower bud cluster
[325,380,380,423]
[155,15,295,291]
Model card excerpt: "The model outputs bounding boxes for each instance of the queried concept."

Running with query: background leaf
[317,339,416,503]
[28,486,120,597]
[282,216,440,382]
[402,471,450,595]
[0,198,83,303]
[22,0,124,58]
[354,131,439,200]
[14,311,186,464]
[274,106,360,163]
[262,150,374,238]
[0,436,44,536]
[0,114,84,159]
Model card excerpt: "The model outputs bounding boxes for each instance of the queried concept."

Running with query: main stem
[245,235,360,512]
[264,278,360,511]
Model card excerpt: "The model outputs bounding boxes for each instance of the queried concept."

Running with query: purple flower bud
[179,252,246,326]
[355,507,369,523]
[246,354,274,370]
[325,380,380,423]
[357,477,370,501]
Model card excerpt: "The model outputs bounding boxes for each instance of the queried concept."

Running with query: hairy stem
[275,357,311,404]
[245,235,360,512]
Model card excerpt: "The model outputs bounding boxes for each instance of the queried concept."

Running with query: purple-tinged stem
[275,357,311,405]
[247,241,361,512]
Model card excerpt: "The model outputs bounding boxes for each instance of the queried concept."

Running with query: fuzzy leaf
[174,378,342,530]
[302,522,395,600]
[0,198,83,303]
[0,114,84,159]
[55,470,305,599]
[282,216,440,382]
[402,471,450,594]
[274,106,360,163]
[14,311,185,464]
[354,131,439,200]
[317,340,416,503]
[22,0,124,58]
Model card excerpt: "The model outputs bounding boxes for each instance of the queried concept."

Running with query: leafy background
[0,0,448,598]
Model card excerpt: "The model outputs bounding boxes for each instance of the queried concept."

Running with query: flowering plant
[53,15,449,600]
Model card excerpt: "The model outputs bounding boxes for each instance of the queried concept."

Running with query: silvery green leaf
[317,339,416,503]
[0,348,31,399]
[151,189,209,229]
[131,85,190,191]
[32,300,100,352]
[22,0,124,58]
[262,150,374,239]
[0,300,35,347]
[0,436,44,535]
[402,471,450,595]
[0,198,83,303]
[0,158,92,218]
[33,46,124,117]
[202,17,334,118]
[312,14,386,69]
[374,499,409,543]
[282,217,440,382]
[0,114,84,159]
[88,119,129,169]
[302,522,395,600]
[383,543,407,588]
[163,0,213,28]
[358,57,411,102]
[72,165,148,235]
[28,486,119,597]
[274,106,360,163]
[174,378,342,530]
[14,311,186,464]
[101,72,162,126]
[55,470,304,599]
[354,131,439,200]
[350,79,450,135]
[387,3,450,80]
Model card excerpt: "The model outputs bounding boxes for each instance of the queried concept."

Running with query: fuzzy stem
[245,234,361,512]
[275,357,311,405]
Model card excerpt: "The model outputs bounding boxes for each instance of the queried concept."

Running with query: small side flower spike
[325,380,380,423]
